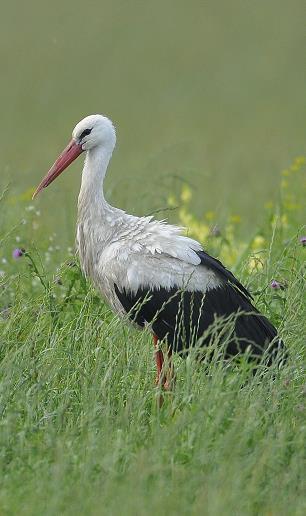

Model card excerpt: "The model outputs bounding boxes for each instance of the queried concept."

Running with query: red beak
[32,139,83,199]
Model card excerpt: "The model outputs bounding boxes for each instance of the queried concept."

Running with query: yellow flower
[195,223,210,241]
[284,200,301,211]
[294,156,305,166]
[265,200,274,210]
[180,185,192,203]
[167,195,177,208]
[271,213,288,229]
[178,207,193,226]
[229,214,241,224]
[248,257,264,273]
[252,235,266,250]
[205,211,215,221]
[281,214,288,227]
[291,164,299,172]
[290,156,305,171]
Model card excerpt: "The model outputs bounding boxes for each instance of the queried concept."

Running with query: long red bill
[32,139,83,199]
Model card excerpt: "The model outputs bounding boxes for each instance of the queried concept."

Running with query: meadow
[0,1,305,515]
[0,156,305,515]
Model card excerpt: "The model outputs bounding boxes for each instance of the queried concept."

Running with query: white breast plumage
[77,212,221,306]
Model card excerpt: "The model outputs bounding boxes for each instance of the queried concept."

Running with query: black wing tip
[196,250,252,299]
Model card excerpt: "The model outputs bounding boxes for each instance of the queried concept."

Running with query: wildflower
[265,200,273,210]
[167,195,177,208]
[270,279,285,290]
[283,156,305,174]
[178,207,193,226]
[299,236,306,247]
[205,211,215,222]
[271,214,289,229]
[12,248,25,259]
[180,185,192,203]
[252,235,265,250]
[248,257,264,273]
[294,156,305,166]
[229,214,241,224]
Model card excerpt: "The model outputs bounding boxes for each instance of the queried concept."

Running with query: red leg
[153,335,175,391]
[153,334,164,385]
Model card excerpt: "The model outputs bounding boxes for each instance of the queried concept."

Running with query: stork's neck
[78,144,115,217]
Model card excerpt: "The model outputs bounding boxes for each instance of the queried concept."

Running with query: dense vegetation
[0,1,305,513]
[0,156,305,515]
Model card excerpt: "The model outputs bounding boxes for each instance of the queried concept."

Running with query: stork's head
[72,114,116,151]
[32,114,116,199]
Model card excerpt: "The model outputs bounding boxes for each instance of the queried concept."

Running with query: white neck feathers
[78,144,114,217]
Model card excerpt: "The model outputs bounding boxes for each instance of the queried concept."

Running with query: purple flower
[12,248,25,259]
[299,236,306,247]
[270,279,285,290]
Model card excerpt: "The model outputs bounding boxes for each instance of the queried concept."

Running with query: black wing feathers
[114,249,282,360]
[196,250,252,299]
[114,283,281,358]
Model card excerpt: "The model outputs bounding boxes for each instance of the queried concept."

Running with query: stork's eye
[80,128,92,139]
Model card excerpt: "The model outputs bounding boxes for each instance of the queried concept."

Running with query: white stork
[33,114,283,387]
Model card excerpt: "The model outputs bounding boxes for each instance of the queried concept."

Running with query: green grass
[0,1,305,513]
[0,163,305,515]
[0,282,305,516]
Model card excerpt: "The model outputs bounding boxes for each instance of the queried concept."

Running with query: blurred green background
[0,0,305,244]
